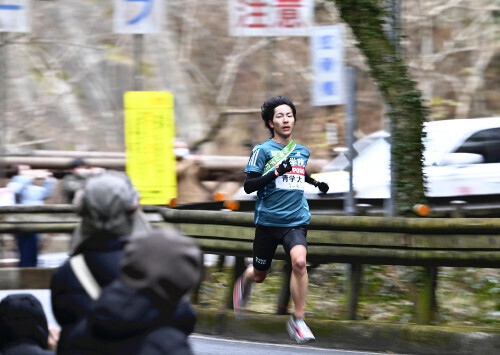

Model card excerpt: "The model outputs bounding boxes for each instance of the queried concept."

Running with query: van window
[455,128,500,163]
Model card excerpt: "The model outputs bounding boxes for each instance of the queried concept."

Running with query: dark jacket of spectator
[61,281,193,355]
[60,229,202,355]
[50,172,197,353]
[50,236,126,351]
[0,293,54,355]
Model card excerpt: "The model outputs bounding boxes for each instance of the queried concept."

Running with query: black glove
[276,158,292,176]
[316,181,329,193]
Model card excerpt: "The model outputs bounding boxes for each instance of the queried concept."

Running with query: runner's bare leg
[245,265,267,284]
[289,245,308,319]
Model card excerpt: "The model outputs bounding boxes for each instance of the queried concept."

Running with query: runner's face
[269,104,295,138]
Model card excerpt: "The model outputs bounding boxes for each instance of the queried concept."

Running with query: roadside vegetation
[198,261,500,327]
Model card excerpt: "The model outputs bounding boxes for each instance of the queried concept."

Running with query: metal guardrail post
[356,203,372,216]
[414,266,438,324]
[345,203,371,320]
[450,200,466,218]
[344,66,357,217]
[191,252,205,306]
[344,263,363,320]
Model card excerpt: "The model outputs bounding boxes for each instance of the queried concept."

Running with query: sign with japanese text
[311,25,345,106]
[229,0,313,37]
[114,0,165,34]
[0,0,31,32]
[124,91,177,205]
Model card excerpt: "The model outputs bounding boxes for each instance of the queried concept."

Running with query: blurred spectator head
[261,96,296,136]
[120,229,202,309]
[174,139,190,160]
[8,164,31,177]
[68,158,94,179]
[69,158,87,170]
[70,171,150,255]
[10,164,52,180]
[0,293,50,351]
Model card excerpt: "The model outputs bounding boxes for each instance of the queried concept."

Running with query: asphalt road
[188,334,387,354]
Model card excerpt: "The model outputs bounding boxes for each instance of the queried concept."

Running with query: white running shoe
[286,315,315,344]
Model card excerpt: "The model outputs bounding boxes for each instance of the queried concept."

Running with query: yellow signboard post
[124,91,177,205]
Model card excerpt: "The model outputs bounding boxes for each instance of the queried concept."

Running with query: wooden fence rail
[1,205,499,324]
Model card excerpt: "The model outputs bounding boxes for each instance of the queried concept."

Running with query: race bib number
[275,165,305,190]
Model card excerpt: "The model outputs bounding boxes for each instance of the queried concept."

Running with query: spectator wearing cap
[0,293,57,354]
[61,229,202,355]
[61,158,104,204]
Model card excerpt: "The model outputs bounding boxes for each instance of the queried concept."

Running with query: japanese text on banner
[124,92,177,205]
[229,0,313,37]
[311,25,345,106]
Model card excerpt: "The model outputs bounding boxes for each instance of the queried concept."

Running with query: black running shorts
[252,225,308,271]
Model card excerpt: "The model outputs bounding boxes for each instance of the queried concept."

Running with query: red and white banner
[229,0,313,37]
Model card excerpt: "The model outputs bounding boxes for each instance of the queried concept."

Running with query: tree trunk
[332,0,428,215]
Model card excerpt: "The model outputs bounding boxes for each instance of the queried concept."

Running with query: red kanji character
[277,8,302,28]
[276,0,302,7]
[237,0,268,28]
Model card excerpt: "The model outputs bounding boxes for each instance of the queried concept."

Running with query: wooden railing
[1,205,499,324]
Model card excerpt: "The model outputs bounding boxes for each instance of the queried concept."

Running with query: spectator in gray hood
[61,229,202,355]
[51,172,199,353]
[51,171,152,353]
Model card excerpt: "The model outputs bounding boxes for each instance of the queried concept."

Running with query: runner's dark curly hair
[261,96,296,137]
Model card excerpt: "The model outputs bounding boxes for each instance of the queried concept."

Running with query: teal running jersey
[245,139,311,227]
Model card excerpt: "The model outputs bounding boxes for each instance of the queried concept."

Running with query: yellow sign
[124,91,177,205]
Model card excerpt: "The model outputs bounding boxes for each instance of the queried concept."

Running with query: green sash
[263,140,296,175]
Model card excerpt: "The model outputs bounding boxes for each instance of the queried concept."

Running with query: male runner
[233,96,329,344]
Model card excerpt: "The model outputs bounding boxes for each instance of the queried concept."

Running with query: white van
[305,116,500,199]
